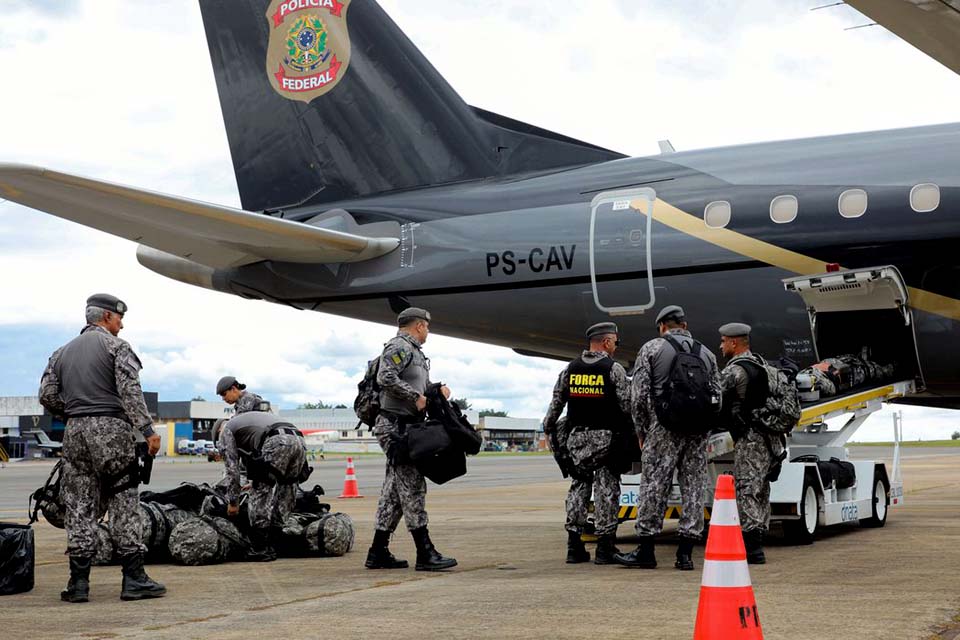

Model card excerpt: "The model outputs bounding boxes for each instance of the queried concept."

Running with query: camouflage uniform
[234,390,264,414]
[721,351,785,534]
[39,326,154,560]
[544,351,631,537]
[219,424,305,529]
[631,329,719,539]
[373,333,430,533]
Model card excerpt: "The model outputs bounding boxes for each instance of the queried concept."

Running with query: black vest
[226,412,283,455]
[565,356,625,429]
[56,327,125,417]
[731,357,769,416]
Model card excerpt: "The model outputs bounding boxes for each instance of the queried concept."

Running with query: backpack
[28,460,65,529]
[653,335,720,435]
[734,355,802,436]
[353,357,383,428]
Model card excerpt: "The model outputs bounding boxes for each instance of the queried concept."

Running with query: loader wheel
[783,479,819,545]
[860,477,889,528]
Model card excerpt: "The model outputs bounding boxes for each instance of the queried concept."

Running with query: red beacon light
[826,263,841,272]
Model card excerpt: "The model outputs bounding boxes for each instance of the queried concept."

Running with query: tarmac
[1,448,959,640]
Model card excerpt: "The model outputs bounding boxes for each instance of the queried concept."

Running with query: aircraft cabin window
[769,195,798,224]
[704,201,731,228]
[838,189,868,218]
[910,183,940,213]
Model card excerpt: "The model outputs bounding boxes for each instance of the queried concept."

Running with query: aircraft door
[589,188,656,316]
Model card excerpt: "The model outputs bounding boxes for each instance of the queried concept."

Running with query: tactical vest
[225,411,283,455]
[56,326,126,418]
[565,356,624,429]
[379,337,429,417]
[731,356,769,414]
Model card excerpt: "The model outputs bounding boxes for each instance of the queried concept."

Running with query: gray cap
[586,322,619,339]
[86,293,127,315]
[654,305,685,326]
[215,376,245,396]
[397,307,431,325]
[719,322,752,337]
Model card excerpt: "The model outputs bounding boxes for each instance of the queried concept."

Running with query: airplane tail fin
[198,0,624,212]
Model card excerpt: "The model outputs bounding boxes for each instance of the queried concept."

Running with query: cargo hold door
[783,266,924,389]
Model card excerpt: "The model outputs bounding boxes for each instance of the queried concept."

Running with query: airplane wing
[0,164,399,269]
[846,0,960,75]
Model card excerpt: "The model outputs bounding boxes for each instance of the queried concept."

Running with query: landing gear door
[589,188,656,317]
[783,265,924,389]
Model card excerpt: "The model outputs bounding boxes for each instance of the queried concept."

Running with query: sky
[1,0,960,441]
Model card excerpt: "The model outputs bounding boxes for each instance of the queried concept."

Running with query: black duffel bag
[0,523,34,595]
[425,387,482,455]
[791,455,856,490]
[407,420,453,462]
[407,420,467,485]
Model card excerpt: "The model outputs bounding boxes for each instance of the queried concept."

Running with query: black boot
[744,530,766,565]
[566,531,591,564]
[246,528,277,562]
[365,529,409,569]
[675,538,695,571]
[411,527,457,571]
[60,556,91,603]
[614,536,657,569]
[119,554,166,601]
[594,535,621,565]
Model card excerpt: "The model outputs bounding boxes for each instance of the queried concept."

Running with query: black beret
[586,322,619,339]
[654,305,685,326]
[86,293,127,315]
[398,307,431,324]
[719,322,752,337]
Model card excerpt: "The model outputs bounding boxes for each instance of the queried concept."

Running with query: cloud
[0,0,958,435]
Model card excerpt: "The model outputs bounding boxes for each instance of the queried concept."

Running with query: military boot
[566,531,591,564]
[365,529,409,569]
[593,534,621,565]
[613,536,657,569]
[60,555,91,603]
[411,527,457,571]
[246,528,277,562]
[119,554,167,601]
[744,530,766,565]
[675,537,696,571]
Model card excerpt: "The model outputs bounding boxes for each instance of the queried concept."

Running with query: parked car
[177,439,197,455]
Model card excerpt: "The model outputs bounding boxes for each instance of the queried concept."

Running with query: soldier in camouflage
[365,307,458,572]
[214,412,307,562]
[544,322,632,565]
[39,294,166,603]
[216,376,265,414]
[719,323,785,564]
[615,305,720,571]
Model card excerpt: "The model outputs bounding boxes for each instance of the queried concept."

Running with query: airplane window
[770,195,798,224]
[838,189,868,218]
[910,183,940,213]
[704,201,731,228]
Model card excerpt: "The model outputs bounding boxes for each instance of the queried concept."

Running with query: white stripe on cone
[701,559,753,588]
[710,499,740,526]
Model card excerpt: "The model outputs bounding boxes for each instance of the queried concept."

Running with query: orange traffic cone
[693,474,764,639]
[338,457,364,499]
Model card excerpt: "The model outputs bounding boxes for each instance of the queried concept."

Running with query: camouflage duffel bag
[168,516,249,566]
[305,513,355,557]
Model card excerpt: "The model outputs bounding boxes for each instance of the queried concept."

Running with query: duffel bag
[407,420,453,462]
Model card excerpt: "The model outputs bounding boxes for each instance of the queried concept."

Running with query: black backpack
[353,357,382,428]
[653,335,719,435]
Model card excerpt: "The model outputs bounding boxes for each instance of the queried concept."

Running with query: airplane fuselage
[201,122,960,402]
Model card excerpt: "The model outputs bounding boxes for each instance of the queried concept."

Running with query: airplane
[25,430,63,455]
[0,0,958,408]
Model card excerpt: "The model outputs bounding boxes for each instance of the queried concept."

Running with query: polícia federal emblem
[266,0,351,103]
